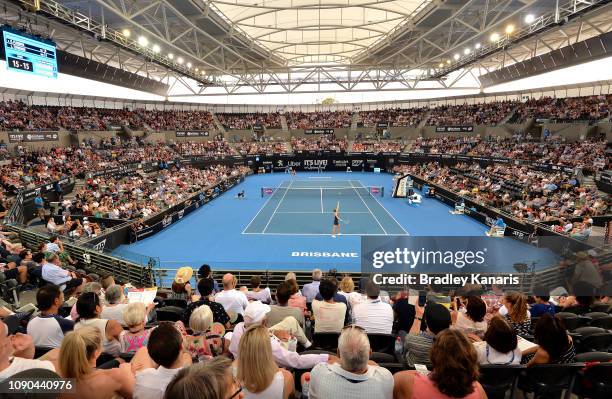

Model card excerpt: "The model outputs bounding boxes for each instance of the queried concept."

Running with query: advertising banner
[8,132,59,142]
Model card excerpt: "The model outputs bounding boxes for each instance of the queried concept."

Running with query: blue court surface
[113,172,560,277]
[243,179,407,235]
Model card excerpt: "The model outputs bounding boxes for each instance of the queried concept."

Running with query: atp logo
[162,215,172,228]
[82,253,91,264]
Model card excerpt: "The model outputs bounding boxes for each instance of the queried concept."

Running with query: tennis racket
[339,218,350,224]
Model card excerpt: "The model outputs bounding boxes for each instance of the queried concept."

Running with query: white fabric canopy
[210,0,423,64]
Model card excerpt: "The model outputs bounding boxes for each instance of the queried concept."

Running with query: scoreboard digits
[2,28,58,78]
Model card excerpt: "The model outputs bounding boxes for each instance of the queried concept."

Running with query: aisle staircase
[280,114,289,133]
[351,112,359,131]
[500,105,520,125]
[211,112,226,133]
[418,109,433,128]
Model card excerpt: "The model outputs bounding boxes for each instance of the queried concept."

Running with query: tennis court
[242,179,408,235]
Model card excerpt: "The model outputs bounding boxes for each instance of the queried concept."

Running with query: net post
[261,187,264,198]
[381,186,384,197]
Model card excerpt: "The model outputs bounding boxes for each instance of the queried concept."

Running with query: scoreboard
[2,28,58,79]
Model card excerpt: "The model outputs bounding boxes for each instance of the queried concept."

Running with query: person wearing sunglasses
[302,324,393,399]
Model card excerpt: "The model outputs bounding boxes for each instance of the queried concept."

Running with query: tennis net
[260,185,384,198]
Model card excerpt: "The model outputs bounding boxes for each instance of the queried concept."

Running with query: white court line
[351,180,409,235]
[242,232,396,236]
[241,182,284,234]
[320,188,324,213]
[349,180,388,235]
[275,211,370,214]
[308,177,332,179]
[262,179,293,233]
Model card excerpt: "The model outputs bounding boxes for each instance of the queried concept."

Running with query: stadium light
[525,14,536,24]
[438,63,444,68]
[453,53,460,60]
[168,53,174,60]
[138,36,148,47]
[152,44,161,53]
[121,29,130,38]
[474,43,481,50]
[446,59,451,64]
[505,24,515,34]
[177,57,184,64]
[186,62,192,68]
[195,67,199,72]
[490,32,500,42]
[464,48,471,55]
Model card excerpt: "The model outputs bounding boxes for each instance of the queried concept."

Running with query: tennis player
[332,208,341,238]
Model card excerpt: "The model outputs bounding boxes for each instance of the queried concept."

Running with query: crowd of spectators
[407,136,608,172]
[286,111,353,129]
[290,136,349,151]
[358,108,428,127]
[234,141,289,155]
[1,95,609,134]
[426,101,519,127]
[395,162,609,232]
[217,113,281,130]
[351,140,406,153]
[0,250,608,399]
[0,101,216,132]
[57,164,250,223]
[511,95,612,123]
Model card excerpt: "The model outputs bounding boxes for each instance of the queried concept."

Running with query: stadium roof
[1,0,611,97]
[207,0,424,65]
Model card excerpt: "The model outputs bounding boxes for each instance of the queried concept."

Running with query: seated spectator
[74,292,123,357]
[267,281,305,327]
[197,264,219,294]
[305,325,393,399]
[183,277,230,327]
[246,275,271,304]
[302,268,322,303]
[237,325,294,398]
[0,320,56,379]
[41,253,83,294]
[392,291,416,337]
[352,280,393,334]
[394,329,486,399]
[27,285,74,349]
[170,267,193,300]
[215,273,249,319]
[404,303,451,367]
[452,296,487,337]
[119,303,153,355]
[133,322,192,399]
[338,275,360,305]
[179,305,225,361]
[58,326,134,399]
[522,314,576,366]
[100,284,130,326]
[164,357,240,399]
[530,294,556,317]
[473,315,522,365]
[501,292,531,336]
[230,301,331,369]
[286,278,307,315]
[70,282,102,321]
[312,279,347,333]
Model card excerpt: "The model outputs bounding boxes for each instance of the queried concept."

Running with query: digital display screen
[3,28,58,78]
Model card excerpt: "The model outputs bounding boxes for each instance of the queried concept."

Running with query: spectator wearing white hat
[229,301,336,369]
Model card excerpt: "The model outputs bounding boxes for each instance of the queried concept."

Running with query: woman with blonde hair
[59,326,134,399]
[119,302,153,355]
[501,291,531,336]
[237,325,294,399]
[176,304,226,362]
